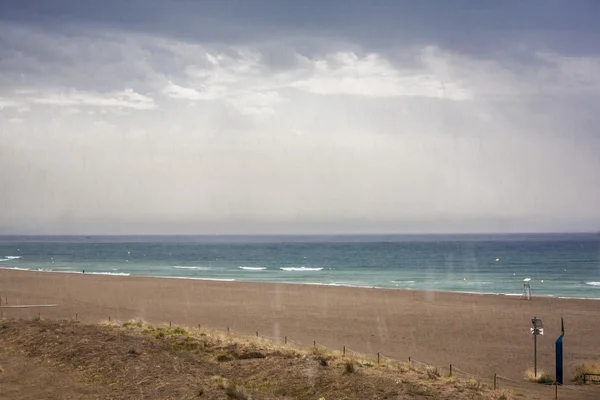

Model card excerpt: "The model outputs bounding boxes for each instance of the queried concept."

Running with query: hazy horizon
[2,1,600,235]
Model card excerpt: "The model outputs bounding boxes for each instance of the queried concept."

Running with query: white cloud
[163,81,203,100]
[28,88,155,110]
[0,98,20,109]
[287,51,471,100]
[1,22,600,234]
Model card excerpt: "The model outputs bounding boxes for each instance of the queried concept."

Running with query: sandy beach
[2,268,599,385]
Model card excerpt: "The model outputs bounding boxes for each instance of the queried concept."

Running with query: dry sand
[1,269,600,387]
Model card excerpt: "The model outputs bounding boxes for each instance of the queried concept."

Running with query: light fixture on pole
[531,316,544,377]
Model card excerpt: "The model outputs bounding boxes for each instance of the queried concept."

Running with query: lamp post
[531,317,544,377]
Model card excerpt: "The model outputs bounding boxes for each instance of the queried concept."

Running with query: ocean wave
[391,280,416,284]
[165,276,235,282]
[50,270,131,276]
[5,256,21,259]
[87,272,131,276]
[172,266,210,270]
[280,267,323,272]
[586,282,600,287]
[238,266,267,271]
[0,259,9,262]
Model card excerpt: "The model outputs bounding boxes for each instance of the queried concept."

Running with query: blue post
[556,317,565,385]
[555,335,563,385]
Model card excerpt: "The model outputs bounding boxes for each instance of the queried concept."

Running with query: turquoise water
[1,234,599,298]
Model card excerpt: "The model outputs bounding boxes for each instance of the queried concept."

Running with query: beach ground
[1,269,599,398]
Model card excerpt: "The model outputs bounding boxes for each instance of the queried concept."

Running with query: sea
[1,233,599,299]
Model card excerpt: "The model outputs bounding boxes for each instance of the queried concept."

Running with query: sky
[1,0,600,235]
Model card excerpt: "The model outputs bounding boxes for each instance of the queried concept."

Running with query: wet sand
[1,268,600,384]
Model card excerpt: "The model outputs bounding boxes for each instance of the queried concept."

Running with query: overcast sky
[1,0,599,235]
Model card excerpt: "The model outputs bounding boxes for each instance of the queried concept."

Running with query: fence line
[284,337,302,347]
[5,311,598,399]
[452,365,479,378]
[313,341,328,349]
[378,353,397,362]
[496,374,520,384]
[409,358,435,369]
[343,346,362,357]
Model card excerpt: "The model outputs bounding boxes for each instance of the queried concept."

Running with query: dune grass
[523,368,555,385]
[0,317,521,399]
[572,362,600,384]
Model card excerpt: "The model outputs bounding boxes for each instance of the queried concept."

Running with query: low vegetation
[523,368,555,385]
[572,362,600,384]
[0,317,523,399]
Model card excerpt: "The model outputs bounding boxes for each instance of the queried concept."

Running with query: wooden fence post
[343,346,346,356]
[377,352,380,364]
[555,383,558,399]
[494,373,497,390]
[408,356,411,363]
[313,340,316,348]
[284,336,287,344]
[449,364,452,377]
[256,331,259,337]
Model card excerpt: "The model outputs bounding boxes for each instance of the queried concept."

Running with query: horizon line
[0,231,597,237]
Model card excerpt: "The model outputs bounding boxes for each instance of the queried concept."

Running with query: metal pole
[534,333,537,378]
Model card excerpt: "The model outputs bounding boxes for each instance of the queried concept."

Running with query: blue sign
[556,335,563,385]
[556,317,565,385]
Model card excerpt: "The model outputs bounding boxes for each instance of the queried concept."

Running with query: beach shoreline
[2,266,599,301]
[1,268,600,384]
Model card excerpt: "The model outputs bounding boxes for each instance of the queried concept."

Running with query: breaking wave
[280,267,323,272]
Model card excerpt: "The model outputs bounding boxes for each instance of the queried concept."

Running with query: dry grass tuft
[225,384,252,400]
[344,360,356,374]
[523,368,555,384]
[212,375,228,389]
[426,366,440,380]
[466,377,485,391]
[491,388,514,400]
[572,362,600,384]
[122,318,146,328]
